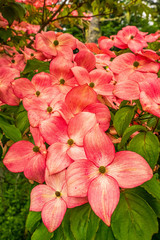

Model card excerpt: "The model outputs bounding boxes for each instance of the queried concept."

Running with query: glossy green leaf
[31,223,53,240]
[70,203,100,240]
[141,175,160,200]
[16,110,29,133]
[127,132,159,168]
[69,203,115,240]
[61,209,75,240]
[22,59,49,74]
[25,211,41,233]
[112,192,158,240]
[119,125,147,148]
[113,106,135,136]
[0,116,22,142]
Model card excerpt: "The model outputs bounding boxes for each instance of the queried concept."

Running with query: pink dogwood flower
[72,67,114,96]
[67,124,153,226]
[0,67,20,106]
[35,31,76,60]
[30,169,87,232]
[115,26,148,53]
[12,72,59,105]
[40,112,97,174]
[50,56,78,96]
[3,127,47,183]
[139,77,160,118]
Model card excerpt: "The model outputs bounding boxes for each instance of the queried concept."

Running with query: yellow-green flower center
[67,139,74,146]
[33,146,40,152]
[55,191,61,197]
[60,79,65,85]
[99,166,106,174]
[47,106,53,113]
[133,61,139,68]
[89,82,95,88]
[36,91,40,97]
[54,40,59,46]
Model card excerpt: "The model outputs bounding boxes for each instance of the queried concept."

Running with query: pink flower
[67,124,153,226]
[50,56,78,95]
[35,31,76,60]
[12,72,58,104]
[116,26,148,53]
[40,112,97,174]
[72,67,114,96]
[30,169,87,232]
[139,77,160,118]
[3,127,47,183]
[0,67,20,106]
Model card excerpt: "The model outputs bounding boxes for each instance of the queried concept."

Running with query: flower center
[60,78,65,85]
[133,61,139,68]
[53,40,59,46]
[99,166,106,174]
[47,106,53,113]
[33,146,40,152]
[55,191,61,197]
[73,48,79,54]
[111,37,114,40]
[36,91,40,97]
[89,82,95,88]
[11,59,15,63]
[30,53,34,57]
[67,139,74,146]
[130,35,134,39]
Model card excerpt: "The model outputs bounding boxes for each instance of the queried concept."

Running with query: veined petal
[46,143,73,175]
[71,66,90,85]
[68,112,97,146]
[140,91,160,118]
[74,50,96,72]
[66,159,98,197]
[84,124,115,167]
[67,145,87,160]
[45,168,66,192]
[3,141,35,172]
[107,151,153,188]
[113,80,140,100]
[30,185,56,211]
[42,198,67,232]
[65,84,97,115]
[88,175,120,226]
[24,153,46,183]
[39,116,68,145]
[12,78,35,99]
[61,182,88,208]
[32,72,53,90]
[83,103,111,131]
[58,33,76,49]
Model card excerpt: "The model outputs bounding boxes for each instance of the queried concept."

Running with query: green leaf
[0,116,22,142]
[70,203,100,240]
[16,110,29,133]
[31,222,53,240]
[141,175,160,200]
[1,6,16,25]
[0,28,12,42]
[112,192,158,240]
[127,132,159,168]
[113,106,135,136]
[61,209,75,240]
[95,221,115,240]
[22,59,50,75]
[9,2,25,22]
[25,211,41,233]
[119,125,147,148]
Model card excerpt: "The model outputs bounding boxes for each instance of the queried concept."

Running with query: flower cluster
[2,26,159,232]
